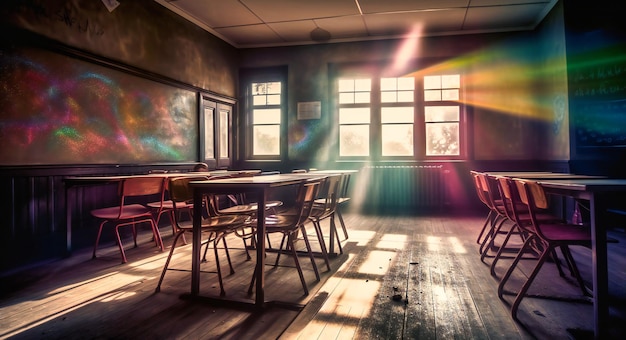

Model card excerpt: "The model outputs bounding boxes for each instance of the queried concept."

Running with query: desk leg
[191,190,203,296]
[255,190,266,308]
[590,193,609,339]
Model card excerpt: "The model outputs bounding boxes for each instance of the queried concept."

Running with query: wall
[0,0,239,273]
[564,0,626,176]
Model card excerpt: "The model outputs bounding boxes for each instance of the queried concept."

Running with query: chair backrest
[470,171,490,207]
[111,176,166,219]
[316,174,341,214]
[294,178,323,226]
[514,178,552,238]
[338,173,352,199]
[168,175,210,203]
[496,176,531,229]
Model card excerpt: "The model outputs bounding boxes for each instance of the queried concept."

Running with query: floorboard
[1,212,625,339]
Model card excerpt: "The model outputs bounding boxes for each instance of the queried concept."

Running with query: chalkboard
[569,28,626,149]
[0,42,198,165]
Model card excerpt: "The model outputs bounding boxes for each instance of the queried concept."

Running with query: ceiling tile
[214,24,283,46]
[314,16,369,39]
[464,4,547,30]
[363,10,467,36]
[240,0,360,22]
[358,0,470,13]
[167,0,261,27]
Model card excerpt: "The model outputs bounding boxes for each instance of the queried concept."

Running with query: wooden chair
[335,172,352,240]
[155,176,250,296]
[308,173,343,269]
[470,171,503,248]
[497,178,592,321]
[248,178,323,296]
[490,176,563,276]
[91,176,166,263]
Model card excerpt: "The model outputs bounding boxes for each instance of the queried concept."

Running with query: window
[251,81,281,156]
[423,75,461,156]
[336,71,463,159]
[338,78,371,157]
[381,77,415,156]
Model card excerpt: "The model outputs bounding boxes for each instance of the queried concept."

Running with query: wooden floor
[1,212,625,339]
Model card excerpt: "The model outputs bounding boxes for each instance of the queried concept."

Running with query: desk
[186,174,317,309]
[62,171,243,254]
[533,178,626,339]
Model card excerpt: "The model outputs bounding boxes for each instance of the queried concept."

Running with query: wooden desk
[62,171,242,254]
[186,174,318,309]
[524,178,626,339]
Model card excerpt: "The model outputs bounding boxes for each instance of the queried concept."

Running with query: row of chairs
[470,171,592,322]
[90,170,352,297]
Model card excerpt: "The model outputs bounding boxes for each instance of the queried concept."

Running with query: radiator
[361,165,447,213]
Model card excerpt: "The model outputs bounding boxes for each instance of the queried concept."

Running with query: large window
[251,81,282,156]
[337,72,463,159]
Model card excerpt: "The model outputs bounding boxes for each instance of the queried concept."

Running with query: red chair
[91,176,166,263]
[497,178,591,321]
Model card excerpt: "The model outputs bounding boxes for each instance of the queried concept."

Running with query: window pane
[354,79,371,91]
[266,94,281,105]
[381,107,413,123]
[441,89,459,101]
[252,83,267,95]
[339,125,369,156]
[425,106,459,122]
[204,107,214,159]
[253,125,280,155]
[441,75,460,88]
[253,109,281,124]
[426,123,459,156]
[219,110,229,157]
[424,90,441,101]
[381,91,397,103]
[253,95,267,106]
[382,124,413,156]
[339,92,354,104]
[381,78,397,91]
[266,82,282,94]
[424,75,441,89]
[338,79,355,92]
[339,108,370,124]
[397,90,414,102]
[354,92,370,103]
[397,77,415,90]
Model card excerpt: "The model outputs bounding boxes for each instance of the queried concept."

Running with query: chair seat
[91,204,152,219]
[539,223,591,242]
[176,214,249,232]
[219,200,282,214]
[147,200,192,210]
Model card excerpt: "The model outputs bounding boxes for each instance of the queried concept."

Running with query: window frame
[239,67,288,162]
[331,61,466,161]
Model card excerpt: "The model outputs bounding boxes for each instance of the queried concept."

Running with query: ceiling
[155,0,558,48]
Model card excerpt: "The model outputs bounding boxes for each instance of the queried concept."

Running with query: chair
[91,176,166,263]
[147,176,193,237]
[308,173,343,269]
[474,172,514,259]
[211,192,283,261]
[155,176,250,296]
[497,178,592,321]
[248,178,323,296]
[334,172,352,240]
[490,176,562,276]
[470,171,503,248]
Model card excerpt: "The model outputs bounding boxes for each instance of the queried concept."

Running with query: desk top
[536,178,626,192]
[189,173,320,190]
[486,171,606,180]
